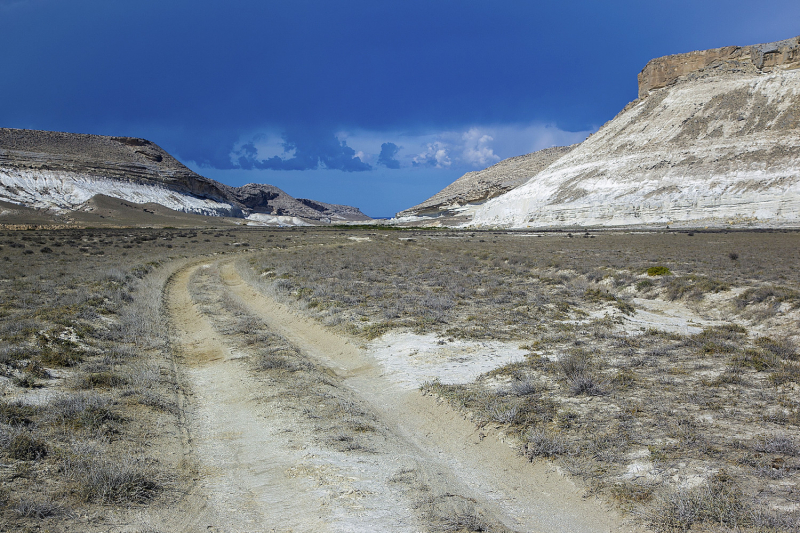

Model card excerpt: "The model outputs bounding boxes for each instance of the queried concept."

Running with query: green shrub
[646,266,672,276]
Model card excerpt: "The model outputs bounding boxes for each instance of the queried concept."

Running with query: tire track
[166,264,335,532]
[169,261,488,532]
[219,260,641,533]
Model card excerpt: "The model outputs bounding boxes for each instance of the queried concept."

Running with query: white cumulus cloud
[413,142,451,168]
[230,122,595,172]
[461,128,500,167]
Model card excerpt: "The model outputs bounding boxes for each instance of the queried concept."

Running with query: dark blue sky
[2,0,799,216]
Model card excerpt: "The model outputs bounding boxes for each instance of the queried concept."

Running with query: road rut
[165,258,640,532]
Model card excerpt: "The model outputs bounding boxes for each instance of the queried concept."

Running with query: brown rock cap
[638,35,800,98]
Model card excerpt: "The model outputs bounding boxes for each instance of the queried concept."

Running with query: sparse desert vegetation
[246,228,800,532]
[0,227,276,531]
[0,226,798,531]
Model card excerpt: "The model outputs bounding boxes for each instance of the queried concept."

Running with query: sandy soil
[163,258,644,532]
[366,332,527,390]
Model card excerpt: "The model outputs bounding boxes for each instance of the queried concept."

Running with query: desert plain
[0,225,797,532]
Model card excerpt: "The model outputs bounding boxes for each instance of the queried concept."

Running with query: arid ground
[0,227,798,532]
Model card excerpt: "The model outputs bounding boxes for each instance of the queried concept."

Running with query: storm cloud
[236,129,372,172]
[377,142,401,169]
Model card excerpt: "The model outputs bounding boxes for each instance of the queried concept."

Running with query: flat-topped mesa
[638,35,800,98]
[468,35,800,229]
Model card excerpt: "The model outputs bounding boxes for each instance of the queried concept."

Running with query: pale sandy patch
[622,297,723,334]
[366,331,526,389]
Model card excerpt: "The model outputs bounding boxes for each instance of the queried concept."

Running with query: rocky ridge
[396,145,576,221]
[0,128,370,223]
[638,36,800,98]
[462,36,800,228]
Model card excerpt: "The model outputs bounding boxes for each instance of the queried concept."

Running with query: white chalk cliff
[468,36,800,228]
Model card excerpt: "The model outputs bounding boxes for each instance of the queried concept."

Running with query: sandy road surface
[165,258,641,532]
[166,265,334,532]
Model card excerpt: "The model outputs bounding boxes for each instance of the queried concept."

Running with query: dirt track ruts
[164,257,640,532]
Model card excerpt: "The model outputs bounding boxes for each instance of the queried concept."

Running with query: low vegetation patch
[1,226,797,531]
[646,266,671,276]
[242,230,800,532]
[0,227,261,530]
[665,275,730,301]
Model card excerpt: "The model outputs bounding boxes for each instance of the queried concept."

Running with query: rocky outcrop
[296,198,373,221]
[396,145,576,221]
[470,36,800,229]
[638,36,800,98]
[0,128,370,223]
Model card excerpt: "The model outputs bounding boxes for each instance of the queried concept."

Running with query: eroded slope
[397,145,575,222]
[469,36,800,228]
[0,128,370,223]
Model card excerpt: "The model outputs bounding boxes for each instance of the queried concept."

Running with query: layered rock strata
[396,145,576,221]
[469,36,800,228]
[638,36,800,98]
[0,128,370,223]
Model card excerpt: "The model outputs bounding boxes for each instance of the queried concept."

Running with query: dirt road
[164,258,640,532]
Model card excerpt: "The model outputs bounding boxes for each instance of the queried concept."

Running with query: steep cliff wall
[638,36,800,98]
[471,36,800,229]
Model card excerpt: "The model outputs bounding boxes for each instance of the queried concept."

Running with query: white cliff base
[0,167,238,217]
[245,213,314,226]
[471,68,800,229]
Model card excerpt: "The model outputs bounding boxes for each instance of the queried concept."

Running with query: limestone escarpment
[638,36,800,98]
[0,128,370,223]
[396,145,576,220]
[467,36,800,229]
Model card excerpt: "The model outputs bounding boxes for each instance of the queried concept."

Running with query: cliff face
[396,145,576,221]
[638,36,800,98]
[0,128,370,223]
[470,36,800,229]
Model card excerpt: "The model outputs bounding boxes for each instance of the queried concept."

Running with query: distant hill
[395,145,576,223]
[0,128,371,225]
[399,36,800,228]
